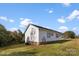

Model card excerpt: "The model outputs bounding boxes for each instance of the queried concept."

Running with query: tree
[0,24,6,31]
[0,24,8,46]
[63,31,76,39]
[8,30,23,44]
[0,24,23,47]
[17,30,23,43]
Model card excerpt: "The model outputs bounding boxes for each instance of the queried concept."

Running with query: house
[24,24,63,45]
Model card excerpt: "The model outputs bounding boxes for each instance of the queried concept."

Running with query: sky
[0,3,79,35]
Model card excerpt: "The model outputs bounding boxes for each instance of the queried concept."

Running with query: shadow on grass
[7,51,37,56]
[44,40,72,45]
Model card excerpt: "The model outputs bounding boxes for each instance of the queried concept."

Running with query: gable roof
[24,24,62,34]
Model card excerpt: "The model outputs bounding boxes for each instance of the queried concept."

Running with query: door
[26,36,31,45]
[42,36,46,43]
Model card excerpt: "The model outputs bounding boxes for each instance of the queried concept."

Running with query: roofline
[23,24,31,34]
[23,24,63,35]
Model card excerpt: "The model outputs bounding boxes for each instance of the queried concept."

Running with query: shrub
[63,31,76,39]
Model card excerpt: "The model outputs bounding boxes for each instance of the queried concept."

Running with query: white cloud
[67,10,79,20]
[63,3,71,7]
[57,10,79,23]
[48,10,53,14]
[72,27,78,31]
[57,17,66,23]
[72,27,79,35]
[58,26,68,32]
[0,16,7,21]
[0,16,15,23]
[9,19,14,22]
[9,28,18,32]
[19,18,32,28]
[46,8,53,14]
[20,18,24,20]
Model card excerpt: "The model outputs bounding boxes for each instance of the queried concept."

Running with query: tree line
[0,24,23,47]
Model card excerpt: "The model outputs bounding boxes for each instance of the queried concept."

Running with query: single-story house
[24,24,63,45]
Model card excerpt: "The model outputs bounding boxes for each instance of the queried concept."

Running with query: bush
[63,31,76,39]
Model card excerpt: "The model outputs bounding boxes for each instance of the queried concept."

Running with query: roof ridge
[30,24,62,34]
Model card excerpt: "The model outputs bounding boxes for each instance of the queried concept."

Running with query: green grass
[0,39,79,56]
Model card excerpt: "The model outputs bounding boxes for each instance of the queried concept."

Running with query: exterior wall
[25,25,39,45]
[25,24,63,45]
[39,29,63,43]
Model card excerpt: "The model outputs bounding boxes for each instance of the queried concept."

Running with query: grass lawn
[0,39,79,56]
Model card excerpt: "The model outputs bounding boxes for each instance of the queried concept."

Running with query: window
[51,32,54,36]
[47,32,51,38]
[30,28,36,41]
[30,28,36,35]
[42,36,46,43]
[47,32,54,38]
[56,33,59,38]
